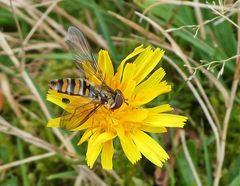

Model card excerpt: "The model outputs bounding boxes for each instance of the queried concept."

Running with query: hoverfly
[49,26,125,130]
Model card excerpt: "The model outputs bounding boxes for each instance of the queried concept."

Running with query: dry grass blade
[187,59,227,129]
[32,0,63,8]
[0,89,3,113]
[0,116,57,152]
[22,0,61,47]
[19,0,67,49]
[0,74,28,125]
[109,11,162,44]
[0,31,75,152]
[152,37,229,112]
[5,0,67,49]
[0,30,49,116]
[0,115,106,184]
[0,42,61,56]
[17,103,42,122]
[53,6,108,50]
[164,55,220,162]
[134,11,187,62]
[1,2,36,27]
[76,166,107,186]
[193,0,206,39]
[0,63,16,76]
[180,130,202,186]
[74,173,84,186]
[0,115,79,159]
[142,0,239,15]
[0,152,56,172]
[0,33,20,43]
[214,4,240,185]
[132,11,221,159]
[32,2,67,36]
[0,32,20,67]
[208,3,240,30]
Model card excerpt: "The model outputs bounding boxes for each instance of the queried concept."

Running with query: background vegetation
[0,0,239,185]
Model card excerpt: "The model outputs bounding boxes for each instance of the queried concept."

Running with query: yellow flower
[47,45,187,169]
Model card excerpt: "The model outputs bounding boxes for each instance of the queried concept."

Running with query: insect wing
[66,26,104,83]
[60,101,101,130]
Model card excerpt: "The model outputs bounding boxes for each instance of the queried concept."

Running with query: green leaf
[46,171,77,180]
[0,175,18,186]
[201,131,213,186]
[89,0,118,60]
[229,174,240,186]
[176,140,197,186]
[0,9,15,25]
[132,177,149,186]
[26,53,71,60]
[225,156,240,185]
[213,22,237,57]
[17,138,30,186]
[173,30,215,56]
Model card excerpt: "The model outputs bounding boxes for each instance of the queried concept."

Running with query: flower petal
[115,45,145,81]
[135,67,166,91]
[133,48,164,84]
[121,63,136,86]
[141,125,167,133]
[78,127,99,145]
[92,132,116,146]
[98,50,114,81]
[47,90,89,111]
[119,63,137,98]
[133,81,171,106]
[47,90,68,110]
[71,118,93,131]
[47,117,61,127]
[122,79,136,99]
[131,130,169,167]
[101,140,114,169]
[115,108,148,122]
[86,131,116,168]
[145,104,173,113]
[119,133,142,164]
[145,114,188,128]
[86,131,102,168]
[87,144,102,168]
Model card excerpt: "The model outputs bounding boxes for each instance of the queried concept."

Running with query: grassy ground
[0,0,239,185]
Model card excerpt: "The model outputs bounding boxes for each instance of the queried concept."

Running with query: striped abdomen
[49,78,95,97]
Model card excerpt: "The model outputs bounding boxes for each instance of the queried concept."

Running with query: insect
[49,26,125,130]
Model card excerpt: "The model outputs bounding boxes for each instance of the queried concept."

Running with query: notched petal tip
[131,130,169,167]
[101,140,114,170]
[145,114,188,128]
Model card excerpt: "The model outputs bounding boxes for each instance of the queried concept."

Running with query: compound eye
[113,92,124,110]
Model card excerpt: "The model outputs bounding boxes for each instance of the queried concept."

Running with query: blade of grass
[53,5,108,50]
[89,0,118,60]
[180,130,202,186]
[0,151,56,172]
[165,163,176,186]
[17,138,30,186]
[201,129,213,186]
[47,171,77,180]
[25,53,71,60]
